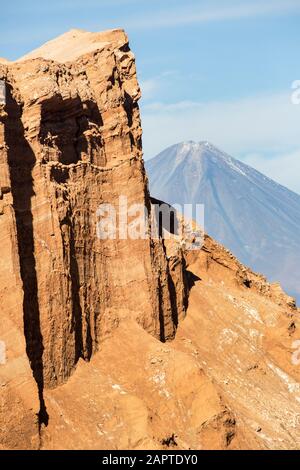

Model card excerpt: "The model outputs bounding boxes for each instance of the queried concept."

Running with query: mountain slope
[146,141,300,303]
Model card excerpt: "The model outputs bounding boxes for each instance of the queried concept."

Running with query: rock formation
[146,141,300,304]
[0,29,300,450]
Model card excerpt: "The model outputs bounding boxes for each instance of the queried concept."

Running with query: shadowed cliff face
[0,30,300,451]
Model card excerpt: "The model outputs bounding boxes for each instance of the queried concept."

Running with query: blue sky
[1,0,300,193]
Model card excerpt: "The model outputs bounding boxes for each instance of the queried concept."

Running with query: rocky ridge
[0,30,299,450]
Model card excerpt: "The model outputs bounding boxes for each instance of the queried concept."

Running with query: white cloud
[141,90,300,193]
[126,0,300,30]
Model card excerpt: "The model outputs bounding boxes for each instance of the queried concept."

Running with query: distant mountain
[146,141,300,304]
